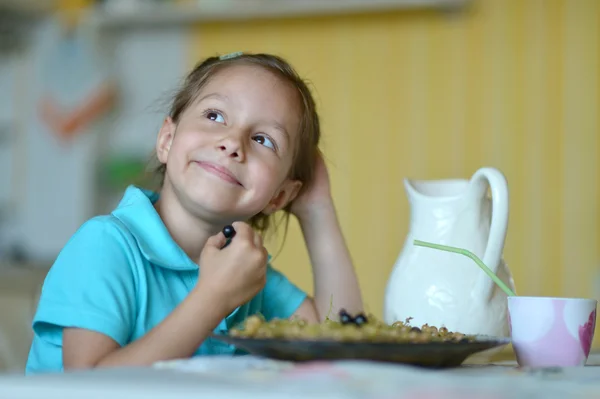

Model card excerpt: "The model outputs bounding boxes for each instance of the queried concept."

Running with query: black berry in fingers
[222,225,236,239]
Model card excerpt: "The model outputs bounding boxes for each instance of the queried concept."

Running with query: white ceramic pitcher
[383,167,516,338]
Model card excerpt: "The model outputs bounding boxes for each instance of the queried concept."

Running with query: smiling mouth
[195,162,242,186]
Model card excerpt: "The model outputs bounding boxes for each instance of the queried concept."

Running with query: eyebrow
[197,92,229,102]
[271,121,290,142]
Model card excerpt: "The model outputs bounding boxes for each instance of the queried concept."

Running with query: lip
[195,161,242,186]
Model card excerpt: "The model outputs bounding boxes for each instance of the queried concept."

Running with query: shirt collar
[111,185,198,271]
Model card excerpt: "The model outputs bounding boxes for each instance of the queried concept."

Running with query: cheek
[166,139,193,175]
[168,130,204,158]
[249,160,285,190]
[166,141,185,165]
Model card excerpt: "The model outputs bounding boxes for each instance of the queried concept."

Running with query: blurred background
[0,0,598,370]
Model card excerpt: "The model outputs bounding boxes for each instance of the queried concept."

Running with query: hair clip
[219,51,244,60]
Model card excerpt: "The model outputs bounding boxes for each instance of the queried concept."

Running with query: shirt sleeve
[32,217,137,348]
[260,261,308,320]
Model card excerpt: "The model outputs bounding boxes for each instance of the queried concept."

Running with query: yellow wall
[191,0,599,343]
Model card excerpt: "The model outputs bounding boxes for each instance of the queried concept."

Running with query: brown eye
[253,134,275,150]
[206,111,225,123]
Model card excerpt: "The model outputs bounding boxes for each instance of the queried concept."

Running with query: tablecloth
[0,353,597,399]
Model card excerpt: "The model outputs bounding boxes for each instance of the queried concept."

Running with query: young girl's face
[156,64,303,223]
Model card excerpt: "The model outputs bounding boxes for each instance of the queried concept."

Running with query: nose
[216,133,245,162]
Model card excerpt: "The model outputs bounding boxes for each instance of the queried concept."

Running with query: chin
[186,193,253,222]
[176,178,267,222]
[189,194,236,215]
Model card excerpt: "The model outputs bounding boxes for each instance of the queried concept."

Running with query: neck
[154,181,222,262]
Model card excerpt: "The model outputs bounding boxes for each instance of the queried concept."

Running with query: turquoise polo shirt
[25,185,307,374]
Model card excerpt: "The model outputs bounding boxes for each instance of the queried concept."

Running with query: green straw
[413,239,516,297]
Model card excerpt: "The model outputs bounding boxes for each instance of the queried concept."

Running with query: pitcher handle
[469,167,509,300]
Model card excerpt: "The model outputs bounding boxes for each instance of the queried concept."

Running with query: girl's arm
[290,153,364,322]
[63,222,269,369]
[63,286,227,369]
[296,202,363,321]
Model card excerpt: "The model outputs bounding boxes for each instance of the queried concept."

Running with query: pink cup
[507,296,597,367]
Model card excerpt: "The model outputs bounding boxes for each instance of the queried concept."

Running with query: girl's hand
[196,222,268,314]
[290,150,334,221]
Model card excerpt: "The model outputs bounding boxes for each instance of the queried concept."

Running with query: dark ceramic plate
[211,334,510,368]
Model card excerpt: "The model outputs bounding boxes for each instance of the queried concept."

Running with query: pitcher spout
[404,177,469,202]
[403,178,418,200]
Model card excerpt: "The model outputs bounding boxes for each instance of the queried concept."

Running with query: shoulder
[43,215,142,290]
[66,214,138,251]
[56,214,144,268]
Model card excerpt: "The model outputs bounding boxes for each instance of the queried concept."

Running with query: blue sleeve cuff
[33,299,130,347]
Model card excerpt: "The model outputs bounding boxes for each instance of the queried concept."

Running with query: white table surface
[0,354,598,399]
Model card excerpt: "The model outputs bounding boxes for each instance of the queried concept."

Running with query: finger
[231,221,254,242]
[204,232,227,250]
[253,232,263,248]
[257,241,268,265]
[260,246,269,263]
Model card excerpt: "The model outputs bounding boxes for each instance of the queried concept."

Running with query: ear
[263,179,303,215]
[156,117,176,164]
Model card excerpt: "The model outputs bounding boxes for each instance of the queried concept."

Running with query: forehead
[199,64,301,122]
[205,63,294,96]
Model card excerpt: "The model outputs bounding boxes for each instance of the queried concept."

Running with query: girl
[25,52,363,374]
